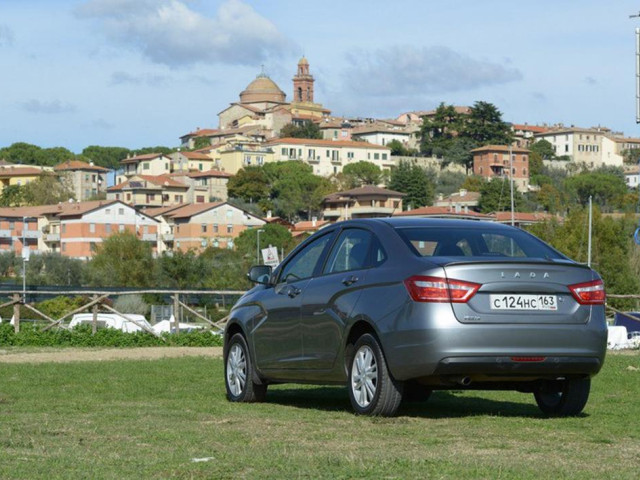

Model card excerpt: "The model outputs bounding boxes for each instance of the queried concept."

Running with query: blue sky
[2,0,640,153]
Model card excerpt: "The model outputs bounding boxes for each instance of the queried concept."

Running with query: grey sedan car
[224,218,607,416]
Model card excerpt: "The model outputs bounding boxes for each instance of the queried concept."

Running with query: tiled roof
[54,160,110,172]
[188,169,233,179]
[0,166,45,177]
[394,206,492,219]
[267,137,390,150]
[293,220,329,231]
[142,204,188,218]
[181,128,220,139]
[164,202,225,219]
[470,145,530,154]
[121,153,168,164]
[511,124,550,134]
[0,200,120,219]
[108,175,188,192]
[175,151,213,160]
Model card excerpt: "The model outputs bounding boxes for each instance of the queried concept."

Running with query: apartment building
[471,145,530,192]
[266,138,393,177]
[0,200,159,259]
[533,127,623,168]
[117,153,172,184]
[322,186,405,222]
[214,142,275,174]
[107,175,190,208]
[149,202,265,253]
[169,151,215,173]
[0,165,46,193]
[54,160,109,201]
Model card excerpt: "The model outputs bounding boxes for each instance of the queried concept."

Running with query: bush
[0,323,223,348]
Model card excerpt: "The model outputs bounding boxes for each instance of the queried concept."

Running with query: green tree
[0,142,76,166]
[86,232,154,287]
[435,171,467,196]
[25,252,85,286]
[342,161,382,186]
[443,137,477,172]
[81,146,130,170]
[192,137,211,150]
[459,175,487,192]
[528,152,544,180]
[387,139,416,156]
[199,248,252,290]
[22,174,75,206]
[529,139,555,160]
[419,103,462,155]
[234,224,295,262]
[134,146,175,155]
[388,160,435,210]
[279,121,322,139]
[460,101,513,146]
[477,178,525,213]
[0,185,24,207]
[227,166,270,203]
[154,250,206,289]
[564,171,627,210]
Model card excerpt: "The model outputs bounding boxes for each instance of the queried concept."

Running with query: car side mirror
[247,265,273,285]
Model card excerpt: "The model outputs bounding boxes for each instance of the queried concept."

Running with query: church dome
[298,56,309,66]
[239,74,286,104]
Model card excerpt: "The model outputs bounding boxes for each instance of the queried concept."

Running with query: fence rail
[2,289,246,336]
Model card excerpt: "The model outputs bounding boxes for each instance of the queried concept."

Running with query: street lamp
[22,216,31,301]
[256,229,265,264]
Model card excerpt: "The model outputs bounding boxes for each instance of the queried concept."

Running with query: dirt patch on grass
[0,347,224,364]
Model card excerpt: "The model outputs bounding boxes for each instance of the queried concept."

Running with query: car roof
[329,217,515,231]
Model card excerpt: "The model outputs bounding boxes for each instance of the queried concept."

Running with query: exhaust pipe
[456,376,472,386]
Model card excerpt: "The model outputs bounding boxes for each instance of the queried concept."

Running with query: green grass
[1,352,639,479]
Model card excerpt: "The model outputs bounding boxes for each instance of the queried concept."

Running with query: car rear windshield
[395,226,567,260]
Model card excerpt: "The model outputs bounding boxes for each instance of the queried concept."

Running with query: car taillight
[404,275,480,303]
[568,279,605,305]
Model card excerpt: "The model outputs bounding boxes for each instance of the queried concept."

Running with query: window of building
[196,195,205,203]
[118,208,124,215]
[201,224,207,233]
[144,226,149,234]
[9,221,14,230]
[165,163,169,170]
[119,224,124,232]
[326,150,330,158]
[126,193,131,201]
[199,163,203,171]
[226,210,233,218]
[105,209,111,215]
[244,155,251,165]
[227,224,233,234]
[347,152,354,159]
[89,223,96,233]
[61,224,66,234]
[309,149,316,159]
[175,195,183,203]
[213,224,219,233]
[115,194,120,200]
[106,224,111,234]
[143,162,150,170]
[281,148,287,155]
[62,243,66,252]
[257,156,264,165]
[367,153,371,160]
[333,166,337,174]
[382,153,387,160]
[565,145,569,152]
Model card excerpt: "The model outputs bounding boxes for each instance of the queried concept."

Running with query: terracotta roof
[54,160,110,172]
[142,204,188,218]
[471,145,530,154]
[175,151,213,160]
[612,136,640,144]
[188,169,233,179]
[181,128,220,139]
[121,153,169,164]
[293,220,329,231]
[325,186,406,201]
[267,137,390,150]
[394,206,492,219]
[108,175,188,192]
[492,211,553,223]
[0,166,45,177]
[0,200,119,219]
[164,202,226,219]
[511,124,550,134]
[534,126,611,136]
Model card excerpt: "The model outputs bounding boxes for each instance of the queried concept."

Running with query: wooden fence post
[92,294,99,335]
[13,293,20,334]
[173,294,180,334]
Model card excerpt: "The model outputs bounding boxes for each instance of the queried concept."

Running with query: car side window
[324,229,374,274]
[279,233,334,283]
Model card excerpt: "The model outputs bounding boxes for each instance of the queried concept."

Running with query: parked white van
[69,313,152,333]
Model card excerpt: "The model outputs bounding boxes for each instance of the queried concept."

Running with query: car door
[252,231,336,371]
[299,228,378,370]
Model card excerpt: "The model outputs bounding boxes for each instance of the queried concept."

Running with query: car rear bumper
[432,355,602,377]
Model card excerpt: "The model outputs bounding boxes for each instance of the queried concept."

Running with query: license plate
[490,294,557,311]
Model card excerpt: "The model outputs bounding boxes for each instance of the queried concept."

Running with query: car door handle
[342,275,359,286]
[287,286,302,298]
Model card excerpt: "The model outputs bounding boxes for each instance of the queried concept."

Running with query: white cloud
[0,24,14,47]
[343,45,522,97]
[76,0,293,67]
[20,100,77,114]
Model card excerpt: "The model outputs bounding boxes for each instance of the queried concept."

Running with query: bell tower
[292,56,314,103]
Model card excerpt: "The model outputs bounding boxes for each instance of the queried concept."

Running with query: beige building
[322,186,405,222]
[266,138,393,177]
[54,160,110,201]
[214,143,275,175]
[107,175,189,208]
[117,153,172,184]
[169,151,215,173]
[148,202,266,253]
[169,170,232,202]
[533,127,623,168]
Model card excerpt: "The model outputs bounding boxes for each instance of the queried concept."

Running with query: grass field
[1,351,639,479]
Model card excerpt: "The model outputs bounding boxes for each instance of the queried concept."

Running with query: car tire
[225,333,267,403]
[403,382,433,403]
[534,378,590,416]
[348,333,403,416]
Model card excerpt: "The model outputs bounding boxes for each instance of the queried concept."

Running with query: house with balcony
[0,200,159,259]
[149,202,266,253]
[169,151,215,173]
[116,153,172,184]
[471,145,530,192]
[214,142,275,175]
[266,138,392,177]
[107,175,189,208]
[180,169,232,202]
[54,160,110,201]
[322,186,405,222]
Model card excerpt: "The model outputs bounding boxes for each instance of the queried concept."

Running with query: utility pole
[631,12,640,123]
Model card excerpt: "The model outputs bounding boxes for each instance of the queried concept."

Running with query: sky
[2,0,640,154]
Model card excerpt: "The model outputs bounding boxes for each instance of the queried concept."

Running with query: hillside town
[1,57,640,260]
